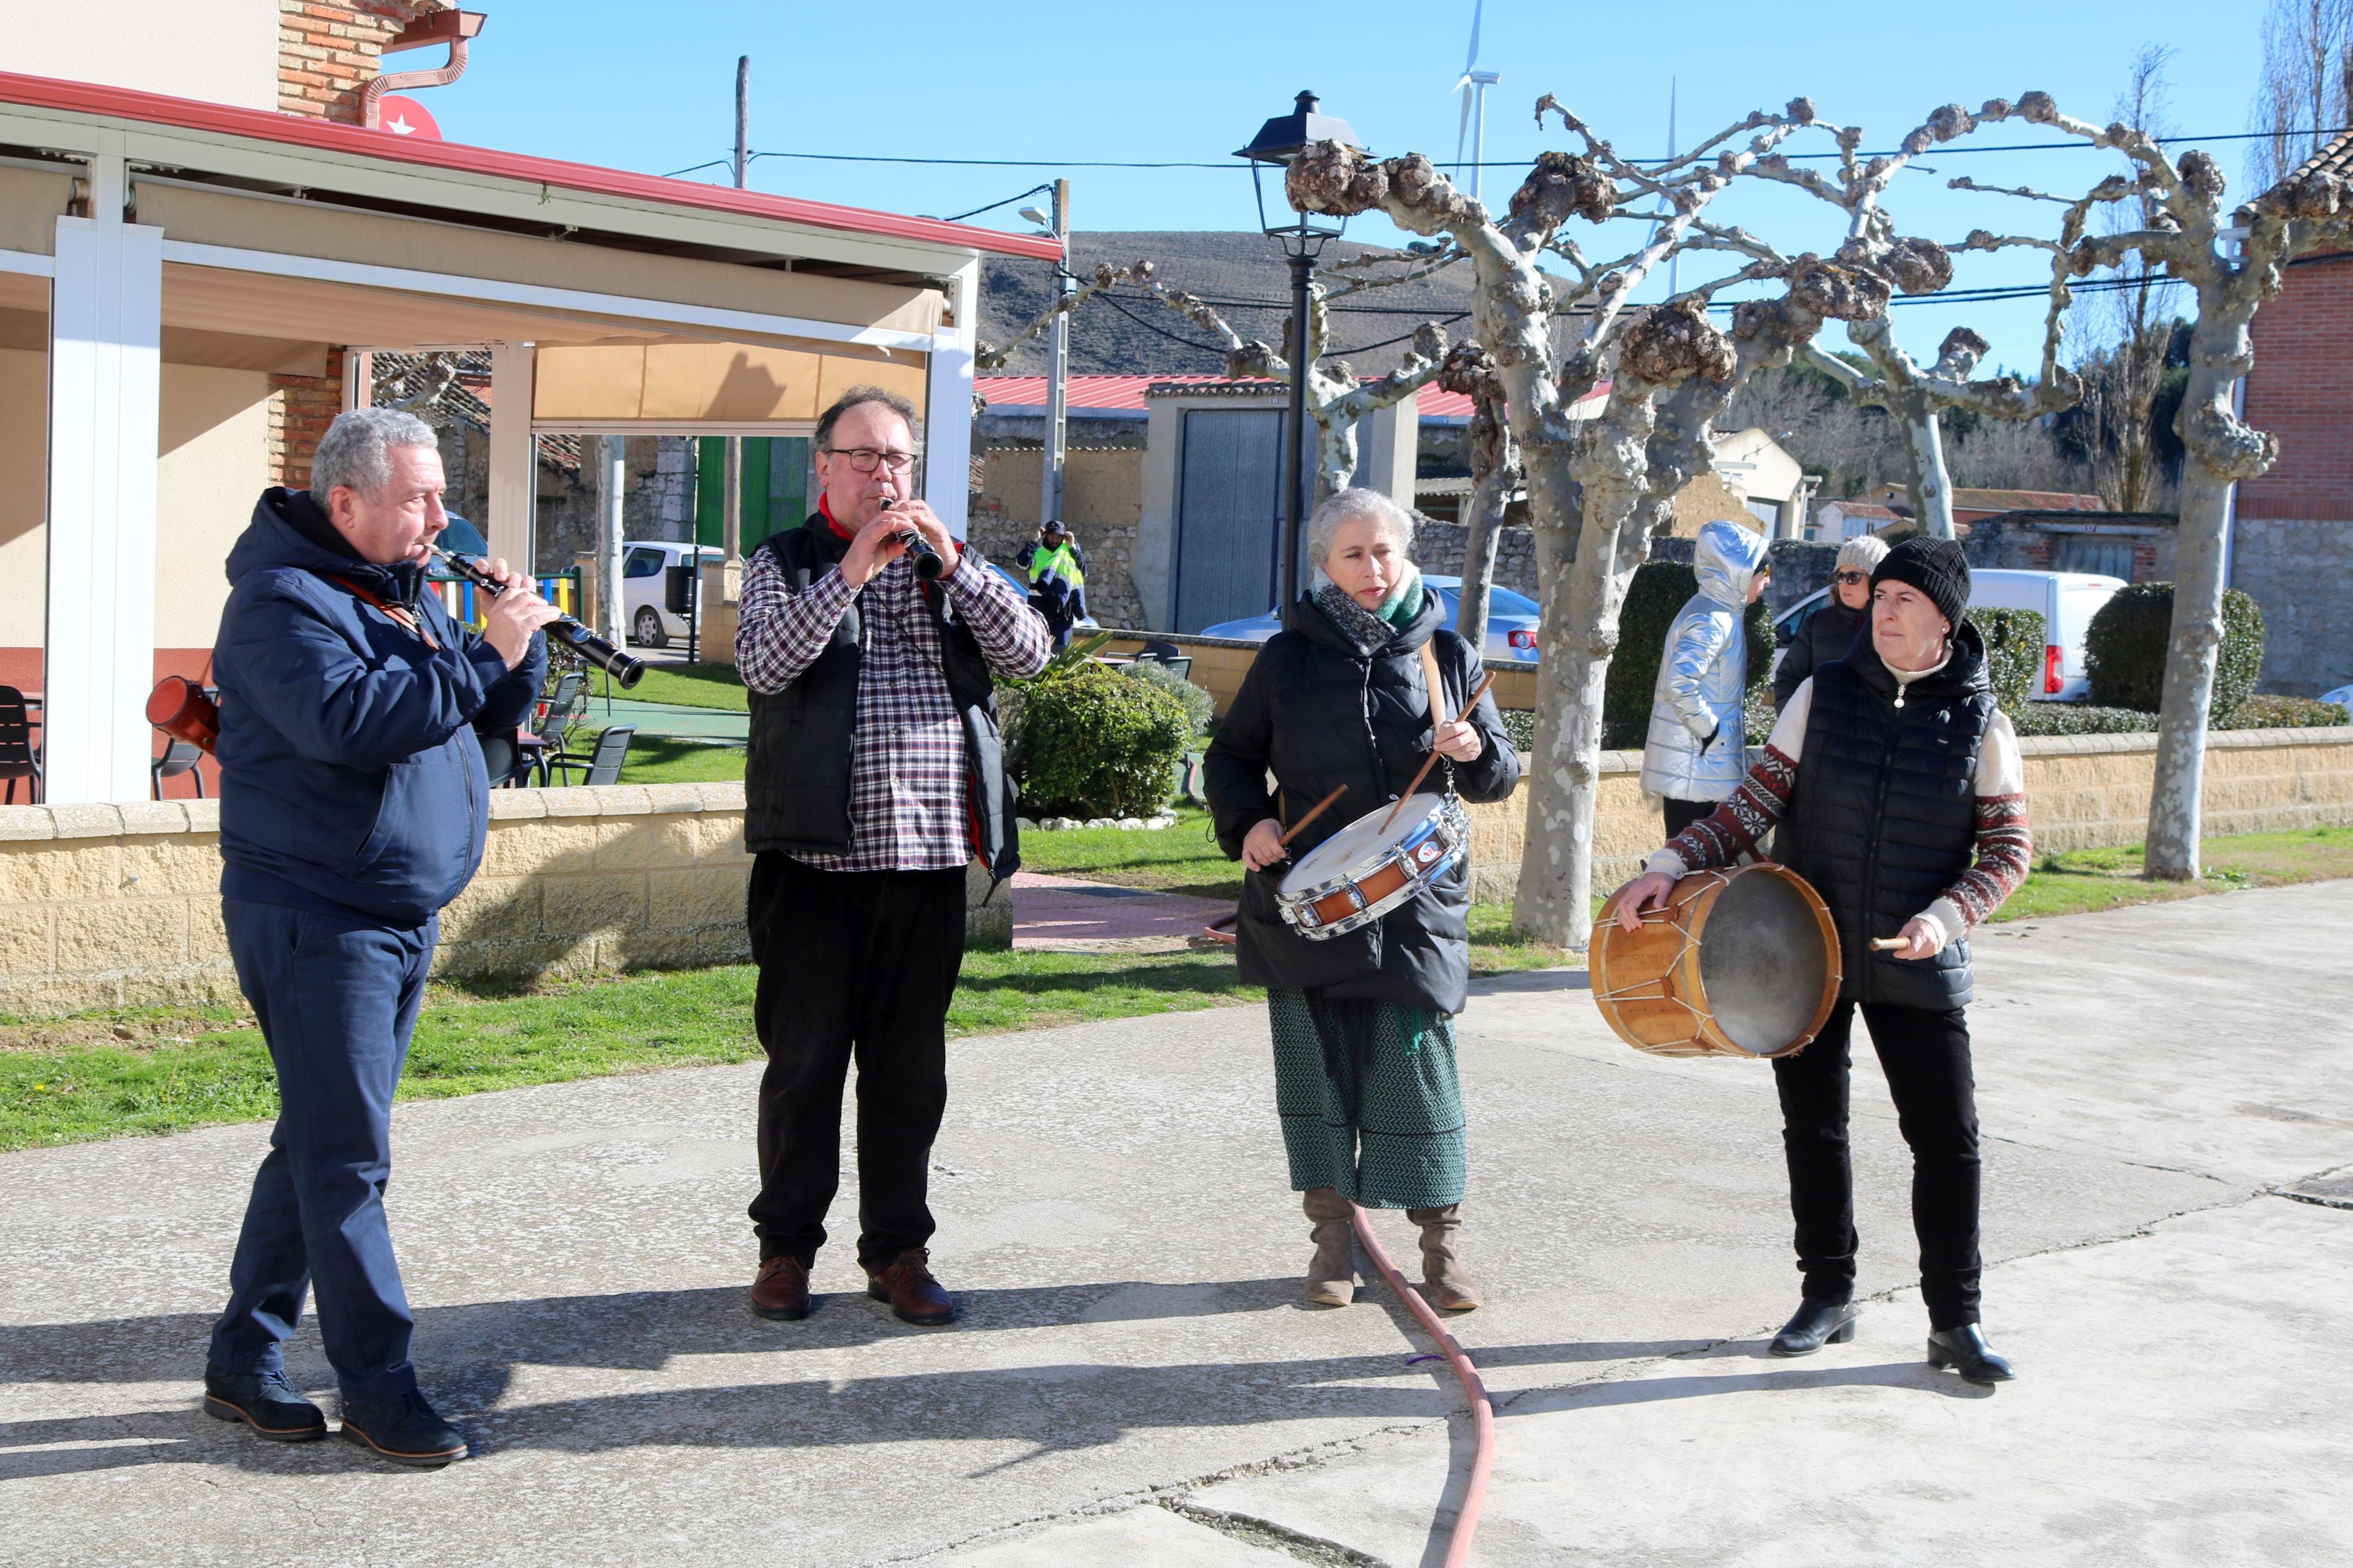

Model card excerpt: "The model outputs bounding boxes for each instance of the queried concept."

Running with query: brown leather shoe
[865,1247,957,1326]
[750,1255,811,1321]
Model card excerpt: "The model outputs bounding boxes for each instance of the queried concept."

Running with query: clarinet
[428,546,648,688]
[878,498,945,581]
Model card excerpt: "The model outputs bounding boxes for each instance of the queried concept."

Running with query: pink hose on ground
[1351,1204,1497,1568]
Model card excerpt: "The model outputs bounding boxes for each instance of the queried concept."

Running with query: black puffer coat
[1205,591,1520,1013]
[1774,592,1866,707]
[1781,621,1996,1010]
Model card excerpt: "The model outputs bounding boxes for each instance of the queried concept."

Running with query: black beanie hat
[1871,536,1970,630]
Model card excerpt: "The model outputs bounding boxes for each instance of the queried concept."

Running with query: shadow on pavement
[1467,969,1591,995]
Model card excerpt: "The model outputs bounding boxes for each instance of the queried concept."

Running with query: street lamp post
[1236,91,1361,632]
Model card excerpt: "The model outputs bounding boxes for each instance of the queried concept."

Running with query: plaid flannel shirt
[736,529,1050,871]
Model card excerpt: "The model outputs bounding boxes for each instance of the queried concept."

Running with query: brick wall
[2243,253,2353,522]
[267,347,344,489]
[278,0,442,125]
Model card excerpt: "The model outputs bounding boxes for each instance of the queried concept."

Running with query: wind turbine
[1452,0,1500,201]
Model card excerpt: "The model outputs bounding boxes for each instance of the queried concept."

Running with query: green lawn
[606,732,748,787]
[1994,825,2353,922]
[0,948,1255,1153]
[617,662,748,712]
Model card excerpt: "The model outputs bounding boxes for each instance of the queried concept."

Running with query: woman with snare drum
[1205,489,1518,1312]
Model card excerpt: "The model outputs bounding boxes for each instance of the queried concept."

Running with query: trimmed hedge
[1971,608,2044,714]
[1011,661,1194,817]
[2085,582,2265,720]
[2007,692,2350,737]
[1601,562,1773,750]
[1121,656,1213,742]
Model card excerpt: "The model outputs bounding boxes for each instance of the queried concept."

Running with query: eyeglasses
[826,447,916,474]
[1834,570,1870,585]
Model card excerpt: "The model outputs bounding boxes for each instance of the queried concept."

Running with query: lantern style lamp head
[1236,90,1362,243]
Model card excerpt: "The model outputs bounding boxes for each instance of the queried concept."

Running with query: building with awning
[0,40,1057,805]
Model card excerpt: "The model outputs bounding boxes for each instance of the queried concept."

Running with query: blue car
[1198,575,1542,661]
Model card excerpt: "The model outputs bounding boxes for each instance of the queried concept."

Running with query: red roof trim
[0,70,1064,262]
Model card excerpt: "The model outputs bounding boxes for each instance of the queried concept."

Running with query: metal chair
[521,684,590,785]
[577,724,634,787]
[0,686,41,804]
[477,732,529,790]
[151,739,207,799]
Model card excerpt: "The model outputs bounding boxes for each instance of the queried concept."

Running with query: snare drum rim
[1275,796,1473,939]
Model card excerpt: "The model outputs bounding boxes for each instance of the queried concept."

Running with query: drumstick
[1278,785,1350,849]
[1381,671,1499,833]
[1869,936,1912,952]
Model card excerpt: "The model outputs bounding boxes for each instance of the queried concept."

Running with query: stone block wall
[2231,517,2353,697]
[1409,520,1541,599]
[968,447,1146,628]
[0,783,1009,1016]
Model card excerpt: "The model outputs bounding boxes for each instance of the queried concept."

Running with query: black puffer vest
[744,517,1018,882]
[1781,621,1994,1010]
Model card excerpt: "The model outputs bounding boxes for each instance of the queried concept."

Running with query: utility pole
[1041,178,1072,530]
[722,55,748,573]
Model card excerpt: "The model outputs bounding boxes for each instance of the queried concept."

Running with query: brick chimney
[278,1,448,125]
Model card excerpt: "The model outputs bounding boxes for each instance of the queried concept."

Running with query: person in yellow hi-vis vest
[1018,521,1089,652]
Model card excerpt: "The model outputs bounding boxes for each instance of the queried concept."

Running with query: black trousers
[746,853,967,1269]
[1662,797,1718,840]
[1769,999,1983,1329]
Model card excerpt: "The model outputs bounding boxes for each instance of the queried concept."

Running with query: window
[623,547,665,579]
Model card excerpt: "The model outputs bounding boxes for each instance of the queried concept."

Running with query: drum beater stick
[1381,671,1498,833]
[1278,785,1350,849]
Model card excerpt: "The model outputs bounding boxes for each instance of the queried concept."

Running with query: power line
[681,126,2353,178]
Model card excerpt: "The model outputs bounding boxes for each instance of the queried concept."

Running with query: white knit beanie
[1835,534,1890,574]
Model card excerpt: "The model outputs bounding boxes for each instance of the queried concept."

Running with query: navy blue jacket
[213,488,546,926]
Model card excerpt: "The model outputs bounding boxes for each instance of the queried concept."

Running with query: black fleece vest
[1781,633,1994,1010]
[743,518,1018,881]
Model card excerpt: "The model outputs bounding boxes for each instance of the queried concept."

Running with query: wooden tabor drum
[1591,863,1842,1059]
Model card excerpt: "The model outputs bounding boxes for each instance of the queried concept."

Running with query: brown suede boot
[1407,1204,1484,1311]
[1301,1187,1357,1307]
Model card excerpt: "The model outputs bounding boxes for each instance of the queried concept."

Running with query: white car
[1772,567,2125,701]
[623,542,723,649]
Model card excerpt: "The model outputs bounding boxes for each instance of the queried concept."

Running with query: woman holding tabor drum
[1206,489,1519,1312]
[1613,536,2033,1384]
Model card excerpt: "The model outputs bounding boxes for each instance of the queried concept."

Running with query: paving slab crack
[1159,1498,1389,1566]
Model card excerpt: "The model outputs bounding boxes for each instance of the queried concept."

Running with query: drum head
[1697,870,1834,1056]
[1281,799,1437,893]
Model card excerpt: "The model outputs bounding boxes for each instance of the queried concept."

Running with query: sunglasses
[1834,570,1870,585]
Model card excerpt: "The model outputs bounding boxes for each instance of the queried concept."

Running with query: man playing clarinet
[735,387,1049,1327]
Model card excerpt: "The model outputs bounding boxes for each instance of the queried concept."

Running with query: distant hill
[979,231,1571,380]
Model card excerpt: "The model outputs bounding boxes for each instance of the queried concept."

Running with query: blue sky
[420,1,2281,372]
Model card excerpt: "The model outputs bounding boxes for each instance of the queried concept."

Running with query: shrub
[1970,608,2045,714]
[1499,707,1536,755]
[2085,582,2265,720]
[2008,702,2158,737]
[1603,562,1698,749]
[1599,563,1772,750]
[1121,657,1213,744]
[1012,661,1193,817]
[2220,694,2352,730]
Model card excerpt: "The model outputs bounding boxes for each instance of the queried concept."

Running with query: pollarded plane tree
[1949,93,2353,879]
[1695,106,2085,539]
[1286,97,1904,948]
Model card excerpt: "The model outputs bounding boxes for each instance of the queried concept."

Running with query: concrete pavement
[1,882,2348,1566]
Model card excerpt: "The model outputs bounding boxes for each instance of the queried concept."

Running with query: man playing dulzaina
[734,386,1049,1326]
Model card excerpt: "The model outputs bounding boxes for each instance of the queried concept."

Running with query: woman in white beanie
[1774,534,1888,707]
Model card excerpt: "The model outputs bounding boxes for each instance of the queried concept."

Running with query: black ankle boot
[1768,1296,1858,1357]
[203,1365,326,1441]
[1927,1324,2015,1385]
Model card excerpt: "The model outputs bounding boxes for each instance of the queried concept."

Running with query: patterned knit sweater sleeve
[1642,678,2033,948]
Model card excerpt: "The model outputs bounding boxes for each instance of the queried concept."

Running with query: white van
[1772,567,2125,701]
[622,541,723,649]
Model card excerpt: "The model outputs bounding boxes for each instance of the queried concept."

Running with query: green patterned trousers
[1268,988,1467,1210]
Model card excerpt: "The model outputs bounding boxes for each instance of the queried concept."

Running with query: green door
[694,436,812,550]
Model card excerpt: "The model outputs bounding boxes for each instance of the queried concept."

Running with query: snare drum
[1276,795,1471,940]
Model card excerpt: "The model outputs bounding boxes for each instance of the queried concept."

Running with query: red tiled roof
[1824,501,1908,520]
[0,70,1063,261]
[1951,488,2104,512]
